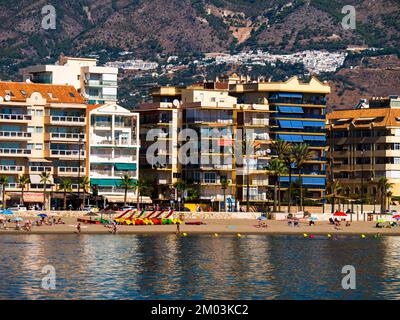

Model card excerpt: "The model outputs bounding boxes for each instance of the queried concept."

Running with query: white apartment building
[88,103,141,204]
[21,55,118,105]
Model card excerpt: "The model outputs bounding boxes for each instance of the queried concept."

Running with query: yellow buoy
[182,232,188,237]
[361,234,366,238]
[214,233,219,237]
[327,234,332,238]
[303,233,308,238]
[237,233,242,238]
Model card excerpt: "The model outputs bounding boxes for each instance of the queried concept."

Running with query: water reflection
[0,234,398,300]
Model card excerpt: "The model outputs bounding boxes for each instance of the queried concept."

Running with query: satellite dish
[4,94,11,101]
[0,96,3,103]
[172,99,180,107]
[26,79,32,83]
[266,149,271,154]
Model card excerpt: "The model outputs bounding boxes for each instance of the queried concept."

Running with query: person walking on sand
[176,222,180,235]
[111,222,117,234]
[76,223,81,234]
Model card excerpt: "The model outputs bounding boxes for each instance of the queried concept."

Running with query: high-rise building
[0,81,87,209]
[138,75,330,209]
[88,103,141,204]
[21,55,118,105]
[327,96,400,201]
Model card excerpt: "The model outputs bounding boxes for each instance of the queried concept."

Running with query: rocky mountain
[0,0,399,107]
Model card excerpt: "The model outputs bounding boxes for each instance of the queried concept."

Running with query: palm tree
[266,158,287,212]
[18,174,30,205]
[378,177,393,214]
[119,174,134,206]
[220,177,229,212]
[79,176,90,207]
[40,171,52,211]
[0,176,9,209]
[272,140,292,212]
[59,180,72,210]
[133,179,151,210]
[172,180,187,211]
[292,143,313,212]
[327,180,343,213]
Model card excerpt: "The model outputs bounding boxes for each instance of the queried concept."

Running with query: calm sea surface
[0,234,399,300]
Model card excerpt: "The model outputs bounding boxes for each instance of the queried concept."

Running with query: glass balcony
[50,116,86,125]
[0,148,31,156]
[50,150,85,157]
[30,166,52,173]
[50,133,85,141]
[58,167,85,175]
[0,114,32,122]
[0,165,24,173]
[0,131,31,140]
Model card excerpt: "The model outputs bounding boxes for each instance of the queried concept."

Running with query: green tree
[266,158,287,212]
[18,174,30,205]
[119,174,134,206]
[133,179,151,210]
[79,176,90,207]
[220,177,229,212]
[292,143,313,211]
[40,171,52,211]
[378,177,393,213]
[59,179,72,210]
[0,176,9,209]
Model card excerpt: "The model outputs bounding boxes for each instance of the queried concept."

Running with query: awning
[30,174,54,184]
[277,106,304,113]
[90,178,137,187]
[24,192,45,203]
[114,163,137,171]
[355,117,375,121]
[303,135,325,141]
[29,158,51,163]
[277,134,304,142]
[105,195,152,204]
[278,93,303,99]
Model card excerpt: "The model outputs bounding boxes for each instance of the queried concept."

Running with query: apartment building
[229,75,330,200]
[138,74,330,208]
[21,55,118,105]
[88,103,140,203]
[0,82,87,209]
[327,96,400,199]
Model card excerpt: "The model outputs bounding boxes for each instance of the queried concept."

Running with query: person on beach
[76,223,81,234]
[110,222,117,234]
[176,222,181,235]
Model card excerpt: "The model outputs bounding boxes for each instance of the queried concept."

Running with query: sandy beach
[0,216,399,236]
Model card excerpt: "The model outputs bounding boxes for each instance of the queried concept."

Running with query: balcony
[29,166,52,174]
[0,165,24,174]
[0,114,32,123]
[86,80,117,87]
[92,122,112,129]
[49,116,86,126]
[251,179,269,186]
[57,167,85,176]
[0,131,32,140]
[49,150,86,158]
[90,169,113,178]
[4,183,19,190]
[49,133,86,142]
[0,148,31,157]
[91,139,136,147]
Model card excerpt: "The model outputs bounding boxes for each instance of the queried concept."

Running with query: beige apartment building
[138,74,330,210]
[327,96,400,201]
[0,82,87,209]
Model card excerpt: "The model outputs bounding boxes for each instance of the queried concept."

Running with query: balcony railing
[0,131,31,139]
[30,166,52,173]
[90,169,113,177]
[86,80,118,87]
[0,114,32,121]
[51,133,85,140]
[0,165,24,173]
[50,150,85,157]
[50,116,86,124]
[0,148,31,156]
[58,167,85,174]
[5,183,18,189]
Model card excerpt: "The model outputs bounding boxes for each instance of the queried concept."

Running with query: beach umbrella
[84,212,98,217]
[334,212,347,217]
[392,215,400,219]
[12,217,23,222]
[37,213,48,218]
[2,209,14,215]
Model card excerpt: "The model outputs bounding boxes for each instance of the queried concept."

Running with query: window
[27,126,34,133]
[35,144,43,150]
[27,144,34,150]
[35,127,43,133]
[20,90,27,95]
[69,92,75,97]
[204,172,216,184]
[36,110,43,117]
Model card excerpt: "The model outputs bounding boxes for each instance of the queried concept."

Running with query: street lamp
[361,149,365,221]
